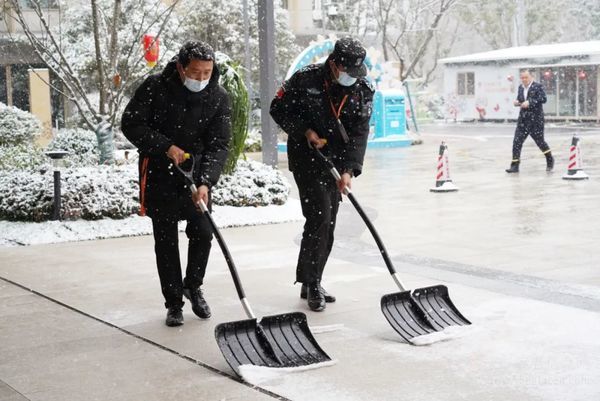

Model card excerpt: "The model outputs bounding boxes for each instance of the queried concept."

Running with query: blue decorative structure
[278,38,412,152]
[368,89,412,148]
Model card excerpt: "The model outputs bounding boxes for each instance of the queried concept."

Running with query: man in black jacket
[506,69,553,173]
[122,41,231,326]
[270,37,374,312]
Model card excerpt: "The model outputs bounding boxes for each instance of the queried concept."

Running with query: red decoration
[143,34,159,68]
[578,70,587,80]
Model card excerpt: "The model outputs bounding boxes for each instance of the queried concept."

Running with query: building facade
[440,41,600,122]
[1,0,62,136]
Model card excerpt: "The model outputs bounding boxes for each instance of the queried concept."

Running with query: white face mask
[336,70,357,87]
[184,77,209,92]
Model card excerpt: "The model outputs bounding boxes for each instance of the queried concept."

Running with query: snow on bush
[0,143,47,171]
[244,127,262,152]
[0,160,289,222]
[0,166,139,222]
[213,159,289,206]
[0,102,42,146]
[47,128,100,167]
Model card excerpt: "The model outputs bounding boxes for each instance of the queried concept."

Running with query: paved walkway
[1,123,599,400]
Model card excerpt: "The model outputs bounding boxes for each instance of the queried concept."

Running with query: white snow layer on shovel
[408,325,474,346]
[238,360,338,385]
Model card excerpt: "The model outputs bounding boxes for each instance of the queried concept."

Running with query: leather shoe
[306,282,326,312]
[301,282,336,303]
[165,307,184,327]
[183,287,211,319]
[546,155,554,172]
[505,161,519,173]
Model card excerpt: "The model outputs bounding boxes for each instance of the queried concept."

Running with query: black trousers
[512,122,550,160]
[150,200,212,309]
[293,171,341,284]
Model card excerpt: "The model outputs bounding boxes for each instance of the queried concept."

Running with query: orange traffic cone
[430,141,459,192]
[562,135,589,180]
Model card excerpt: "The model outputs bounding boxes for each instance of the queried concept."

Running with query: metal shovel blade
[259,312,331,367]
[381,290,437,342]
[411,285,471,330]
[215,318,283,375]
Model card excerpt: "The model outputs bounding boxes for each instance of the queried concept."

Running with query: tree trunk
[91,0,107,117]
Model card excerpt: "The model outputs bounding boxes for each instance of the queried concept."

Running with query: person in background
[506,69,553,173]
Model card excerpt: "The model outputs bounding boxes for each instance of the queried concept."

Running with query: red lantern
[143,34,159,68]
[578,70,586,80]
[543,70,552,80]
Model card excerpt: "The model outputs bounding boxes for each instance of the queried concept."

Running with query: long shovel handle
[312,148,407,292]
[195,198,256,319]
[175,159,256,320]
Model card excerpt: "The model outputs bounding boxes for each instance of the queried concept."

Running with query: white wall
[443,65,521,121]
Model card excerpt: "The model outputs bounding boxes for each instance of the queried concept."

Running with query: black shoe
[165,307,184,327]
[301,283,336,303]
[307,282,326,312]
[546,154,554,172]
[183,287,211,319]
[505,161,519,173]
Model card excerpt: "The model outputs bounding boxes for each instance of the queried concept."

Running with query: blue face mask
[336,70,357,87]
[184,77,209,92]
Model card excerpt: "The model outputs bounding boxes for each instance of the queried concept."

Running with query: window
[457,72,475,96]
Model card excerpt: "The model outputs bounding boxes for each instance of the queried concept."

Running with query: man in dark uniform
[506,69,553,173]
[270,37,374,312]
[122,41,231,326]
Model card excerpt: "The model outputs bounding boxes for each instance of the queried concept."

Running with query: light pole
[45,150,69,221]
[257,0,278,167]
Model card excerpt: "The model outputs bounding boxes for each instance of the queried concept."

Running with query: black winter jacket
[121,59,231,217]
[516,81,546,133]
[270,60,374,177]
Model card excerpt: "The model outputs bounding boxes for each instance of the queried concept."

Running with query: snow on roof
[439,41,600,64]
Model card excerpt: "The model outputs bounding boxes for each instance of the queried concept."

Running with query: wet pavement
[1,123,599,400]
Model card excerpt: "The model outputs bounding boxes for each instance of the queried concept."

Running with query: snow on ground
[0,199,302,247]
[238,360,338,386]
[408,325,476,346]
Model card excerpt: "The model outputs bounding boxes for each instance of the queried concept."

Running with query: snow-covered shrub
[212,160,289,206]
[0,143,48,171]
[0,166,139,221]
[46,128,100,166]
[0,102,42,146]
[244,127,262,152]
[0,160,289,221]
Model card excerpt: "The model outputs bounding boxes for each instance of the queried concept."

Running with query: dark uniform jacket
[270,60,374,177]
[121,59,231,217]
[516,81,546,134]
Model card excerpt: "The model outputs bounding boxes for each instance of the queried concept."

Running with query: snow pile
[238,360,337,386]
[0,102,42,146]
[46,128,100,167]
[212,159,290,206]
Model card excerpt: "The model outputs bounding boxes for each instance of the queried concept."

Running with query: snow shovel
[175,154,331,376]
[313,148,470,342]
